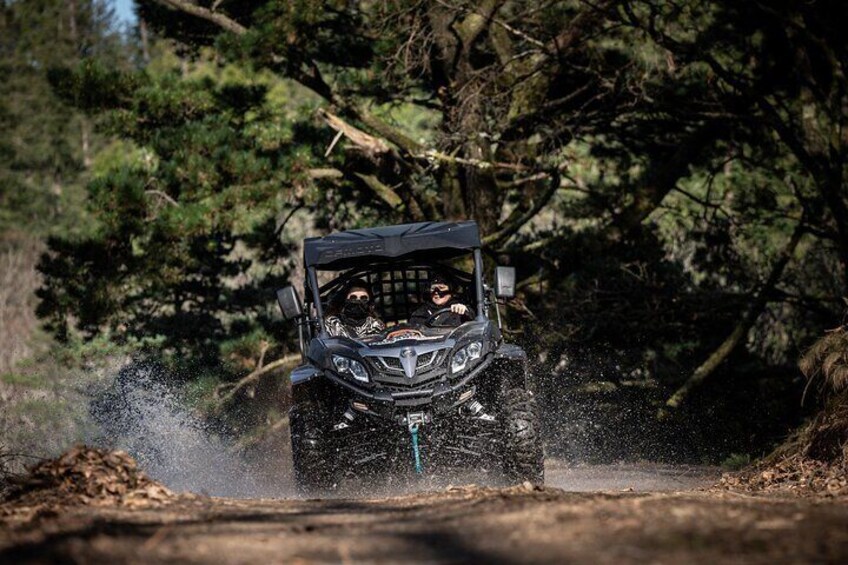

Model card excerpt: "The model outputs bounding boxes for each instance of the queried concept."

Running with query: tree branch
[274,204,304,239]
[317,109,391,157]
[153,0,246,35]
[453,0,505,47]
[213,353,301,411]
[352,173,404,209]
[145,190,180,207]
[484,170,561,248]
[307,168,344,180]
[354,110,424,156]
[421,148,530,171]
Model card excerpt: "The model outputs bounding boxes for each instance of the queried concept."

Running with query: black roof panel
[304,221,480,269]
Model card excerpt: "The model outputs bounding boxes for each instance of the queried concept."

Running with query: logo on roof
[321,242,385,260]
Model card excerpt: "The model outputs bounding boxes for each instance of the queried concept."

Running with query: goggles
[430,287,451,297]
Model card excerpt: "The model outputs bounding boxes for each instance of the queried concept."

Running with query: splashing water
[89,363,291,498]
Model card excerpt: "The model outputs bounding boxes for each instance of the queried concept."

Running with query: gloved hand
[451,303,469,315]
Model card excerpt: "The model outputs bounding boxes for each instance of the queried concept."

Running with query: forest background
[1,0,846,469]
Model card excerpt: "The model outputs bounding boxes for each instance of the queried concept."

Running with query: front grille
[417,350,438,369]
[373,350,445,375]
[380,357,402,371]
[366,347,449,392]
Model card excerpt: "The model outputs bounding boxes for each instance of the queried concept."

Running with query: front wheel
[290,401,336,495]
[500,388,545,484]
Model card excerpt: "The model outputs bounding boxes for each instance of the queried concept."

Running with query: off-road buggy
[277,221,544,493]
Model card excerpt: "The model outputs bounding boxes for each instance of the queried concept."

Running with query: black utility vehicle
[276,221,544,492]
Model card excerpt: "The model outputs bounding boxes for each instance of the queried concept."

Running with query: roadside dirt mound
[719,329,848,497]
[719,453,847,496]
[718,397,848,497]
[1,445,173,516]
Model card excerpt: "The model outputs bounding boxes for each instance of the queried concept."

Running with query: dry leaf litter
[716,328,848,497]
[1,445,174,521]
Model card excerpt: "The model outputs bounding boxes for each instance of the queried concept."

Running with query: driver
[410,275,472,327]
[325,279,385,338]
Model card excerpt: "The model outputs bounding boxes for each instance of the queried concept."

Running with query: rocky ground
[1,447,848,564]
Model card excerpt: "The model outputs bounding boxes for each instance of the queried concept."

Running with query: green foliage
[0,345,109,466]
[721,453,752,471]
[0,0,130,240]
[220,328,275,373]
[37,55,297,361]
[0,372,45,388]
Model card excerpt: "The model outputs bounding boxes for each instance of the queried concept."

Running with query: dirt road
[2,463,848,564]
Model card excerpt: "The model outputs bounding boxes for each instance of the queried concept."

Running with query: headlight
[451,341,483,374]
[332,354,369,383]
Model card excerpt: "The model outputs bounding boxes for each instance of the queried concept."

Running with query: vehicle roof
[303,221,480,270]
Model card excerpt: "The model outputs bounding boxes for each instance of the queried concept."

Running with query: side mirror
[494,266,516,299]
[276,286,303,320]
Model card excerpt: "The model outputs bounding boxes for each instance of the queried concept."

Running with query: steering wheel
[424,307,469,327]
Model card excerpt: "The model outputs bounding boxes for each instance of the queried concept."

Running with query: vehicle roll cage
[294,221,488,339]
[304,250,487,338]
[314,260,474,323]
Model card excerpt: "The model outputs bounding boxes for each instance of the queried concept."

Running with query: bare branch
[213,354,301,411]
[352,173,403,208]
[145,190,180,207]
[153,0,246,35]
[420,149,530,171]
[317,109,391,156]
[307,168,344,180]
[317,109,531,172]
[274,204,304,239]
[324,130,345,158]
[354,110,424,156]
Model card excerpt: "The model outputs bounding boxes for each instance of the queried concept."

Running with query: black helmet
[429,274,453,291]
[345,278,372,298]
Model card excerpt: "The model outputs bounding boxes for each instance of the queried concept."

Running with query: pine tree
[37,50,300,360]
[0,0,128,240]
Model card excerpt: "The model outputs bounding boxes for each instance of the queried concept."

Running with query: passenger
[410,275,472,327]
[325,279,385,338]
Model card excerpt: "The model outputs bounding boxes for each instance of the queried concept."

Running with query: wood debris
[1,445,174,519]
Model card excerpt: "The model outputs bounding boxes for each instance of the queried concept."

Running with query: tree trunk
[81,119,92,169]
[461,140,502,235]
[140,18,151,64]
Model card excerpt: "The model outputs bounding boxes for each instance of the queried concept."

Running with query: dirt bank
[1,448,845,563]
[3,480,848,563]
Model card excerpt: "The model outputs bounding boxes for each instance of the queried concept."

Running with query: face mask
[342,299,368,323]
